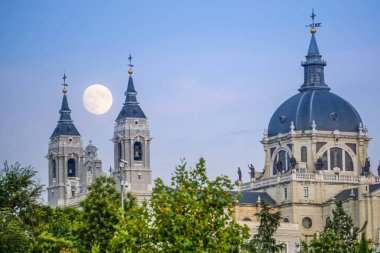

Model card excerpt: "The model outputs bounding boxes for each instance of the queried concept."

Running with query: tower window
[304,187,309,198]
[134,141,142,161]
[118,142,123,160]
[301,146,307,162]
[68,158,76,177]
[284,188,288,200]
[52,159,57,178]
[138,173,141,180]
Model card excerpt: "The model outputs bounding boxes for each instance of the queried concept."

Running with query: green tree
[300,201,373,253]
[358,233,373,253]
[76,176,135,252]
[243,200,284,253]
[0,209,31,253]
[299,230,344,253]
[324,201,358,251]
[31,207,81,253]
[110,202,154,252]
[112,158,249,252]
[0,161,43,213]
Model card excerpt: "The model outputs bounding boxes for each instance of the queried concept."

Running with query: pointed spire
[299,10,330,92]
[116,54,146,120]
[51,74,80,138]
[308,34,320,55]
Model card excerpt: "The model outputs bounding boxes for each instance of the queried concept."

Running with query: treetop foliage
[0,161,43,214]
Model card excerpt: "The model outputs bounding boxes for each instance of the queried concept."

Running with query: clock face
[119,162,124,168]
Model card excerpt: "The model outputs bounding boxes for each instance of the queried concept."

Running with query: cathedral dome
[267,90,362,137]
[267,30,362,137]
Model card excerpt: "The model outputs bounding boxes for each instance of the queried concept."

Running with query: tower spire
[51,74,80,137]
[116,55,146,120]
[299,10,330,92]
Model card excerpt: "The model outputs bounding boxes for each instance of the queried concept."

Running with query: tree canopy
[300,201,373,253]
[0,161,43,214]
[112,158,249,252]
[243,200,284,253]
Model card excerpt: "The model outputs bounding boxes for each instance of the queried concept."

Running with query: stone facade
[47,83,103,208]
[236,13,380,251]
[112,117,152,204]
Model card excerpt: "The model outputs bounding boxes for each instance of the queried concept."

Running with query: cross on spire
[62,72,68,94]
[128,53,134,75]
[306,9,321,34]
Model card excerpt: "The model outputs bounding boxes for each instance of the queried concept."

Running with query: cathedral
[46,10,380,252]
[235,11,380,252]
[47,59,152,207]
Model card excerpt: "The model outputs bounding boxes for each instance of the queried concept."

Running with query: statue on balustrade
[362,157,371,176]
[290,156,297,169]
[248,164,255,179]
[315,157,324,171]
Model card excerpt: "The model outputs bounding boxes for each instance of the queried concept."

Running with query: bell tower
[112,55,152,203]
[47,74,85,207]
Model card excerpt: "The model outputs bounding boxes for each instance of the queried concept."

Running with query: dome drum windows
[273,150,291,175]
[319,147,354,172]
[301,146,307,163]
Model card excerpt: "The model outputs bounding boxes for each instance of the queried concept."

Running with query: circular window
[302,217,312,229]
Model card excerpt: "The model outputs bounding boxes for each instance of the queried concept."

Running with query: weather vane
[128,53,134,75]
[62,72,68,93]
[306,9,321,34]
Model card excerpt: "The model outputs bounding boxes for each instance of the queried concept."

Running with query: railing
[240,173,378,191]
[296,173,316,181]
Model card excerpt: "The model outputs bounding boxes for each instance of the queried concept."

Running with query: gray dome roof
[267,30,363,137]
[267,90,362,137]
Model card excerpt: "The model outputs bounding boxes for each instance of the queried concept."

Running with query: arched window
[118,142,123,160]
[301,146,307,162]
[345,151,354,171]
[134,142,142,161]
[52,159,57,178]
[273,150,291,175]
[283,218,289,223]
[330,147,342,170]
[243,217,252,221]
[68,158,76,177]
[320,147,354,171]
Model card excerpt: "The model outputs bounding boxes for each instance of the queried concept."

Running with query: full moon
[83,84,113,115]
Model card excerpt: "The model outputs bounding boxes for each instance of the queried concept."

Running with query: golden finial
[62,73,68,94]
[307,9,321,34]
[128,53,134,75]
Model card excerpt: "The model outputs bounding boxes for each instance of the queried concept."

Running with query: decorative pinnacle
[62,72,68,94]
[128,53,134,75]
[306,9,321,34]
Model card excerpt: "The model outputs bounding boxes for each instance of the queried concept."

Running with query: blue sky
[1,1,380,197]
